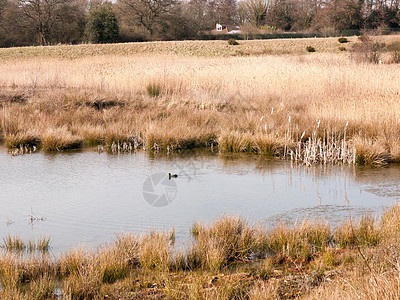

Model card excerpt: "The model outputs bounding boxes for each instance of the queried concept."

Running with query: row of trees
[0,0,399,47]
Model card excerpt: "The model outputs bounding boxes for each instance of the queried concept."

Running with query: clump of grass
[2,236,51,254]
[380,203,400,240]
[41,127,83,151]
[97,248,128,284]
[104,127,130,147]
[216,275,252,299]
[0,254,21,291]
[63,263,102,300]
[26,237,51,253]
[353,136,390,165]
[334,215,380,248]
[58,248,89,277]
[95,235,139,285]
[387,41,400,63]
[80,125,105,146]
[218,131,253,153]
[36,237,51,253]
[338,46,347,51]
[0,253,55,295]
[28,273,55,300]
[266,220,331,261]
[306,46,316,52]
[114,233,140,267]
[321,247,337,267]
[188,216,255,271]
[101,264,127,284]
[338,37,348,43]
[58,249,106,299]
[3,236,25,252]
[139,232,171,272]
[228,39,239,46]
[248,280,279,299]
[146,82,162,97]
[253,133,285,157]
[5,132,40,149]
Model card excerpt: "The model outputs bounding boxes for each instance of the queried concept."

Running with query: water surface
[0,149,399,253]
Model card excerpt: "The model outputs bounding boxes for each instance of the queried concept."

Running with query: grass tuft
[139,232,171,272]
[188,216,255,271]
[266,220,331,261]
[41,127,83,151]
[306,45,316,52]
[3,236,25,252]
[1,205,400,298]
[146,82,162,97]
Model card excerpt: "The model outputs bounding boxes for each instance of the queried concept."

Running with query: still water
[0,149,399,253]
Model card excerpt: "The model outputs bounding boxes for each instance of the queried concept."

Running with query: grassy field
[0,35,399,164]
[0,36,365,59]
[1,204,400,299]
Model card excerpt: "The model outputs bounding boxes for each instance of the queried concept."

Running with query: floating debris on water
[5,219,14,226]
[9,145,38,156]
[29,208,46,225]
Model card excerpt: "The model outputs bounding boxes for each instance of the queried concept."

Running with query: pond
[0,149,399,253]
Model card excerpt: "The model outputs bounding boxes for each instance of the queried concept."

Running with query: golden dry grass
[0,36,399,163]
[2,204,400,299]
[0,37,360,60]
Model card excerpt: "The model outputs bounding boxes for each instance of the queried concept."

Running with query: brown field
[1,204,400,299]
[2,37,400,299]
[0,35,399,163]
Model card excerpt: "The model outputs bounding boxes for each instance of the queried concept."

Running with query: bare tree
[267,0,297,30]
[0,0,36,46]
[185,0,215,31]
[212,0,237,24]
[117,0,177,37]
[52,0,86,44]
[18,0,64,45]
[328,0,364,31]
[237,0,270,27]
[0,0,6,14]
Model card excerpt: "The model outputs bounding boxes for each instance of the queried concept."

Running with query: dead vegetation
[0,37,399,164]
[1,204,400,299]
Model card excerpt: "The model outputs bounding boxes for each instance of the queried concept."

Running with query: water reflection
[0,149,398,252]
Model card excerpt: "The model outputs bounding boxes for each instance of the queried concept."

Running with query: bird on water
[169,173,178,179]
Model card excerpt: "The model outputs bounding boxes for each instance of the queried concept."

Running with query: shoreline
[1,204,400,299]
[1,37,399,166]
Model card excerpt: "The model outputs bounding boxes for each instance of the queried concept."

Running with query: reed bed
[1,236,51,253]
[0,37,399,164]
[1,204,400,299]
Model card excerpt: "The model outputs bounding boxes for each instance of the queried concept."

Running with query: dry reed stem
[1,205,400,298]
[0,38,399,162]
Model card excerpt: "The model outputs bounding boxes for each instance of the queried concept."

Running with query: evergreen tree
[85,3,120,43]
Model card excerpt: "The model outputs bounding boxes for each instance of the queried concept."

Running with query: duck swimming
[169,173,178,179]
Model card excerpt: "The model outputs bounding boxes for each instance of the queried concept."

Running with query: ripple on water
[0,149,399,252]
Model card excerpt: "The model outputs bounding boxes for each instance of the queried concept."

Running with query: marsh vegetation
[1,36,400,298]
[0,36,399,165]
[1,205,400,299]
